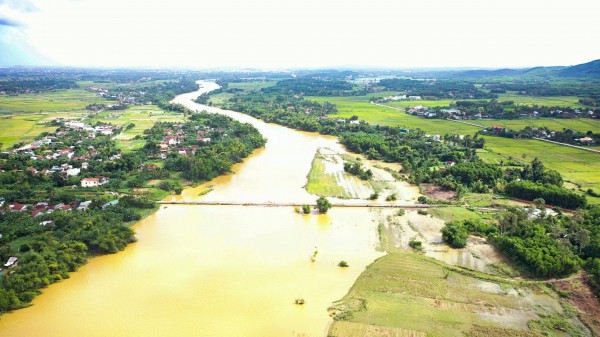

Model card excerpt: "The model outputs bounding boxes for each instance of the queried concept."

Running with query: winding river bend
[0,82,384,337]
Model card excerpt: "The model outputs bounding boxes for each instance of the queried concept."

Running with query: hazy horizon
[1,0,599,69]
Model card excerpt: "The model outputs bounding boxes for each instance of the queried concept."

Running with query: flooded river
[0,82,383,337]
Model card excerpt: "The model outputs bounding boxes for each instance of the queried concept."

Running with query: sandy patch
[421,183,457,201]
[147,179,161,186]
[379,209,507,273]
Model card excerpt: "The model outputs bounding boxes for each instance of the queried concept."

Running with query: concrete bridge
[156,200,436,208]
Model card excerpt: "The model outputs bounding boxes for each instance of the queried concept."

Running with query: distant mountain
[558,59,600,77]
[451,59,600,79]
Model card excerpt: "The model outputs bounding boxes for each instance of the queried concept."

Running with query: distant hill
[452,59,600,79]
[558,59,600,77]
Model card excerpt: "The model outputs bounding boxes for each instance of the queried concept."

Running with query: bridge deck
[156,201,434,208]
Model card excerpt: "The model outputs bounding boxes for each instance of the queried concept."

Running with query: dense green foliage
[483,125,598,146]
[441,221,469,248]
[452,100,590,119]
[0,78,77,94]
[491,208,584,278]
[343,162,372,180]
[262,78,356,96]
[378,78,496,99]
[505,181,586,209]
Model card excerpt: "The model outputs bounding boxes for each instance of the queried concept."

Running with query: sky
[0,0,599,69]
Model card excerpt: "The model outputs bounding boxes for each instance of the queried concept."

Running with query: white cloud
[1,0,599,68]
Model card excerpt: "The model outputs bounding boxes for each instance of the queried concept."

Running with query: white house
[81,177,109,187]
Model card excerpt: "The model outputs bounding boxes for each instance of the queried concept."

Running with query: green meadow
[495,93,583,108]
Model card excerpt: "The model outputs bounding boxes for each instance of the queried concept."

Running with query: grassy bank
[328,252,588,337]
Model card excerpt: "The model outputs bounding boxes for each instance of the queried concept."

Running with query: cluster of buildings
[3,198,93,217]
[380,95,422,102]
[88,86,152,106]
[154,125,222,158]
[66,121,120,136]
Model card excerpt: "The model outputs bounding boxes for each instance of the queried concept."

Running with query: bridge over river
[156,200,435,208]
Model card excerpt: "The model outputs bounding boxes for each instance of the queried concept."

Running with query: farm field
[0,89,103,113]
[91,105,184,152]
[476,118,600,133]
[307,96,600,203]
[0,87,105,148]
[0,112,87,149]
[328,252,585,337]
[482,136,600,203]
[495,93,583,108]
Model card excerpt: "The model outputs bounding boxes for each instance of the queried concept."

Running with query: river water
[0,81,383,337]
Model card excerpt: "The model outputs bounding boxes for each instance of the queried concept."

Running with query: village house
[77,201,92,211]
[577,137,594,144]
[9,202,28,212]
[101,199,119,210]
[81,177,110,187]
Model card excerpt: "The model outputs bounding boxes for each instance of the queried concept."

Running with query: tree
[441,221,468,248]
[315,196,332,214]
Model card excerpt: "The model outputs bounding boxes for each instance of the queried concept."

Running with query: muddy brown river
[0,82,383,337]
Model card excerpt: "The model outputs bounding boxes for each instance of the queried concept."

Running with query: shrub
[408,239,423,251]
[338,261,349,267]
[369,192,379,200]
[386,193,397,201]
[302,204,311,214]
